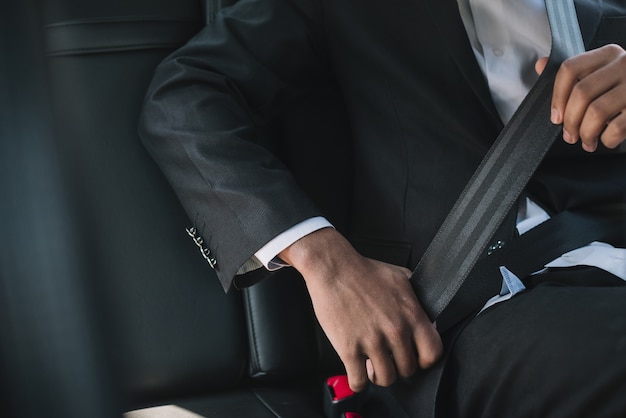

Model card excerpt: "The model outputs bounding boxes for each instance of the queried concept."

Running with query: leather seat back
[43,0,249,407]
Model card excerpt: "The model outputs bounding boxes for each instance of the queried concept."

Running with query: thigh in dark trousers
[437,266,626,418]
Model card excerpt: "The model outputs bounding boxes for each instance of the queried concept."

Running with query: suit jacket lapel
[573,0,604,48]
[422,0,606,127]
[422,0,503,127]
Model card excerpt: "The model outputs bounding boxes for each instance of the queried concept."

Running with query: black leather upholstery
[1,2,119,417]
[0,0,349,418]
[1,0,347,416]
[244,269,342,382]
[43,0,250,405]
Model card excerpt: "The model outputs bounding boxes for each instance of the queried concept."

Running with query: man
[139,0,626,415]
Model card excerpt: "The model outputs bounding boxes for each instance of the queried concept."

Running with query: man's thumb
[535,56,549,75]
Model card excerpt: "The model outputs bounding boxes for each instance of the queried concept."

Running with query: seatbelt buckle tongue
[324,375,363,418]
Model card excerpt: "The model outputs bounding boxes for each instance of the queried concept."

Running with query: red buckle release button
[343,413,363,418]
[327,375,355,401]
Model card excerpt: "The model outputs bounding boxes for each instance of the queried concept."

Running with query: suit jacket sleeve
[138,0,328,291]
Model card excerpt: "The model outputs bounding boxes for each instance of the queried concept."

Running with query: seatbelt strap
[410,0,585,323]
[434,207,626,331]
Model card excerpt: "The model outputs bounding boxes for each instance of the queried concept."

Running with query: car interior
[1,0,380,417]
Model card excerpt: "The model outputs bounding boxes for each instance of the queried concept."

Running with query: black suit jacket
[139,0,626,291]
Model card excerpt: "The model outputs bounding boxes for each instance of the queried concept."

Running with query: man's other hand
[280,228,442,392]
[536,44,626,152]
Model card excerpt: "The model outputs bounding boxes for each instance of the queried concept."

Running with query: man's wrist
[279,227,355,279]
[254,216,333,270]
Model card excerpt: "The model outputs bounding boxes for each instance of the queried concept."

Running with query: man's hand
[280,228,442,392]
[536,44,626,152]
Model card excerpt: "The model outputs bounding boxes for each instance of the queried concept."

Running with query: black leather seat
[2,0,348,417]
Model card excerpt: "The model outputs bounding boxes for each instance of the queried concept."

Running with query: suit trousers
[436,266,626,418]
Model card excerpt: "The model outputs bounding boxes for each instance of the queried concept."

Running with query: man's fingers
[577,82,626,151]
[552,46,616,124]
[345,326,442,390]
[344,352,369,393]
[390,343,418,380]
[345,319,442,390]
[562,62,621,147]
[414,321,443,369]
[367,348,398,387]
[552,57,585,126]
[535,56,549,75]
[601,111,626,149]
[552,44,626,151]
[365,320,443,386]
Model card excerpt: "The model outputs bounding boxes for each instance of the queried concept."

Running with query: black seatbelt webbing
[434,207,626,332]
[410,0,585,323]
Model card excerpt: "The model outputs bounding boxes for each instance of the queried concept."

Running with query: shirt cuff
[254,216,334,271]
